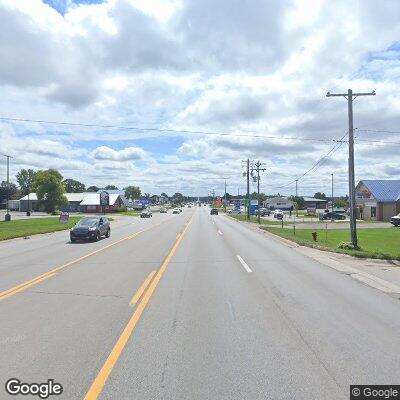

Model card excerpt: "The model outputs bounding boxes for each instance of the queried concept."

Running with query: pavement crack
[27,290,125,299]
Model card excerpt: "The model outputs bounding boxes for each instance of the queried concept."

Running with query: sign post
[59,212,69,224]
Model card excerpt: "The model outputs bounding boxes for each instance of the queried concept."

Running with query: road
[0,207,399,399]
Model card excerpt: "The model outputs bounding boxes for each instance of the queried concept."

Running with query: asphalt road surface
[1,207,399,399]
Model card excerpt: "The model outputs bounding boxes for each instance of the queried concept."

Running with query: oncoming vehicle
[70,216,110,242]
[160,208,167,213]
[140,209,152,218]
[172,208,180,214]
[210,208,218,215]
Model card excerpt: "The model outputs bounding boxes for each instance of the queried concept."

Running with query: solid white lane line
[218,230,223,235]
[236,255,252,273]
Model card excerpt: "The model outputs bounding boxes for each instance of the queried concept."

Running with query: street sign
[234,200,241,211]
[100,191,109,206]
[59,212,69,224]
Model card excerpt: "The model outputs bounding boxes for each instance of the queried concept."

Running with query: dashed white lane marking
[218,230,223,235]
[236,255,252,273]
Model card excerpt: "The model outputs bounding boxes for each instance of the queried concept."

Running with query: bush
[51,210,61,215]
[337,241,361,251]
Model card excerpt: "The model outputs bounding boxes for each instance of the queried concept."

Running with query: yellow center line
[0,273,57,302]
[84,215,194,400]
[129,270,156,307]
[0,217,176,302]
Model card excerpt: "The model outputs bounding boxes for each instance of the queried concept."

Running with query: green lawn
[262,226,400,260]
[0,217,82,241]
[116,210,140,216]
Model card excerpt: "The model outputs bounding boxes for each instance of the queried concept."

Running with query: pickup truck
[390,213,400,226]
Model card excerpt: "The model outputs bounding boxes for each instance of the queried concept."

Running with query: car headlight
[89,226,97,231]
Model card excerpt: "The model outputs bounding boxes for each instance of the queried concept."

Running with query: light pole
[3,154,12,221]
[331,173,334,221]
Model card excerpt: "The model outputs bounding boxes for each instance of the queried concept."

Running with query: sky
[1,0,400,197]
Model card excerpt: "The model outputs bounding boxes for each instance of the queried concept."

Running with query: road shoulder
[225,214,400,296]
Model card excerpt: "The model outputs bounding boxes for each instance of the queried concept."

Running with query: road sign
[100,191,109,206]
[59,212,69,224]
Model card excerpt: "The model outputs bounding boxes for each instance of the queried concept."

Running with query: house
[355,180,400,221]
[263,196,294,210]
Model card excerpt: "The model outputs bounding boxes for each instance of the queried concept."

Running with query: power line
[0,116,339,143]
[272,131,348,189]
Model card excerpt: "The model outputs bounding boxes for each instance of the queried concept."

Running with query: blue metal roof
[361,180,400,202]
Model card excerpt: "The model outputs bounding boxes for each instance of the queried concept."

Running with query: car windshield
[76,218,99,227]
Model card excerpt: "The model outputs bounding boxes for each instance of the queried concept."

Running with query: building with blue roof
[355,180,400,221]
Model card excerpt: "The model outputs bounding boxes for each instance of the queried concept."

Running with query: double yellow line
[84,214,194,400]
[0,219,171,303]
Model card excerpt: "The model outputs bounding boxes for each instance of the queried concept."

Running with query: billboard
[100,191,109,206]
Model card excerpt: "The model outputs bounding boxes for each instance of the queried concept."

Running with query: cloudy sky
[1,0,400,197]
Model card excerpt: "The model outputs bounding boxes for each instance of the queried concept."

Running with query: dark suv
[70,216,110,242]
[210,208,218,215]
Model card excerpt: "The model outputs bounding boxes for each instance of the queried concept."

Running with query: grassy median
[261,226,400,260]
[0,217,81,241]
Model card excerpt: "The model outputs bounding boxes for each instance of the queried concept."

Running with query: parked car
[255,208,270,216]
[188,205,191,208]
[390,213,400,226]
[273,209,284,219]
[321,212,346,220]
[210,208,218,215]
[140,209,152,218]
[228,209,242,214]
[172,208,180,214]
[160,208,167,213]
[70,216,110,242]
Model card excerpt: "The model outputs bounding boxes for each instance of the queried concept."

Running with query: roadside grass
[261,226,400,260]
[116,210,140,216]
[229,214,289,225]
[0,217,81,241]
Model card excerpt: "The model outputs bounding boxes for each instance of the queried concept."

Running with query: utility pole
[331,173,334,221]
[251,161,267,224]
[295,179,298,217]
[327,89,375,247]
[223,178,228,211]
[2,154,12,221]
[247,159,250,221]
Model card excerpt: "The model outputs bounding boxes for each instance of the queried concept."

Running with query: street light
[2,154,12,221]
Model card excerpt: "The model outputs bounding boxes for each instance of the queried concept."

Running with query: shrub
[112,207,127,213]
[337,241,361,251]
[51,210,61,215]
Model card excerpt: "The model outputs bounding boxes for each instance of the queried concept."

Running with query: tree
[0,181,18,202]
[16,169,36,196]
[86,185,99,192]
[172,192,183,204]
[314,192,327,200]
[63,178,85,193]
[334,198,348,208]
[124,185,141,200]
[289,195,305,210]
[105,185,118,190]
[33,169,67,213]
[161,192,168,198]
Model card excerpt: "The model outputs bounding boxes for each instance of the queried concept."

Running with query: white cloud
[91,145,147,161]
[1,0,400,195]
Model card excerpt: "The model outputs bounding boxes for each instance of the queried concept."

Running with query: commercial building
[19,192,125,213]
[263,197,294,210]
[355,180,400,221]
[302,197,328,210]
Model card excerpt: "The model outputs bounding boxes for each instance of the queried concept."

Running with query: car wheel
[70,238,76,243]
[106,229,110,238]
[95,231,100,241]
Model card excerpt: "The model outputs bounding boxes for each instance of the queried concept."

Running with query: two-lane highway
[1,207,399,399]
